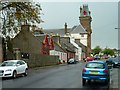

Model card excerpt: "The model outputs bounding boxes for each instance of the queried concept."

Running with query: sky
[33,0,119,49]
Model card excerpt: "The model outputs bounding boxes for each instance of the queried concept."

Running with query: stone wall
[24,53,59,68]
[11,25,59,68]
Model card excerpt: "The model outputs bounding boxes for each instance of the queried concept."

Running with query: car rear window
[86,62,105,69]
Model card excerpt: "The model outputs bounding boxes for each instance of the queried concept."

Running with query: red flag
[49,35,54,50]
[43,34,49,47]
[83,10,86,16]
[41,34,49,55]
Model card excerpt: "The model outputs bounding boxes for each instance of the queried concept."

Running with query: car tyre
[82,78,86,86]
[12,71,17,79]
[24,69,28,76]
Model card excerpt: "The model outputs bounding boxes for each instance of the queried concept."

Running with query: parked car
[106,58,114,68]
[85,57,95,62]
[0,60,28,78]
[106,57,120,68]
[82,60,110,86]
[67,58,77,64]
[94,56,100,60]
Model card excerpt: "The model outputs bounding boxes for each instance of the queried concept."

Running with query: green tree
[0,1,43,38]
[102,48,115,56]
[0,1,43,60]
[92,46,102,55]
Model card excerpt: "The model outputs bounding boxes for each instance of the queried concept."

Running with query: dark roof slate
[75,39,87,53]
[60,37,76,52]
[43,24,87,36]
[70,24,87,34]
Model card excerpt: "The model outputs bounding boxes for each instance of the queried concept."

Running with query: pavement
[109,67,120,89]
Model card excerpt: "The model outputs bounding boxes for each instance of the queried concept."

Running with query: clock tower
[79,4,92,57]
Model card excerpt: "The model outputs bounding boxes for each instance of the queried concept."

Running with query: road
[1,62,120,90]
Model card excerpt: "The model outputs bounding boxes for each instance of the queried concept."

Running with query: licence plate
[90,71,98,74]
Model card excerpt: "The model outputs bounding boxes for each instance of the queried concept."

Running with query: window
[17,61,25,65]
[86,62,105,69]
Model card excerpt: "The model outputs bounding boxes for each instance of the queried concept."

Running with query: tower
[79,4,92,57]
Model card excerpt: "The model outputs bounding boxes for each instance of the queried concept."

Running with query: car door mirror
[16,64,20,66]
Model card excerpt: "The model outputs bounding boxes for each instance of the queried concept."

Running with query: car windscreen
[86,62,105,69]
[1,61,17,66]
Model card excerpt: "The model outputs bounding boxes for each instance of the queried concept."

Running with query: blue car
[82,60,110,86]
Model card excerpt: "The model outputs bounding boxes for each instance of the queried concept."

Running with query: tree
[0,1,43,38]
[0,1,43,60]
[102,48,115,56]
[92,46,102,55]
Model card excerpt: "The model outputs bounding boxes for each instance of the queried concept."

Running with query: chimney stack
[65,22,67,34]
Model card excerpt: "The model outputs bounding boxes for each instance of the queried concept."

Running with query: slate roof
[43,28,70,36]
[70,24,87,34]
[34,34,77,53]
[35,35,65,52]
[43,24,87,36]
[54,42,65,52]
[60,37,76,52]
[60,42,75,53]
[75,39,87,53]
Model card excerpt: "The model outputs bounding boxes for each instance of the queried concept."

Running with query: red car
[85,57,95,62]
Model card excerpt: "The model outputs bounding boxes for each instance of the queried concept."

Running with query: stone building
[79,4,92,57]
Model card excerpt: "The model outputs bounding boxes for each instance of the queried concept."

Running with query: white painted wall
[71,33,87,46]
[70,37,82,61]
[50,50,67,62]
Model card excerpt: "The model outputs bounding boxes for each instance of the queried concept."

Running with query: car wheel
[24,69,28,76]
[82,78,86,86]
[12,71,17,79]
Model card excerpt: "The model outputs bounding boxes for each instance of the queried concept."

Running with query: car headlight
[5,69,12,72]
